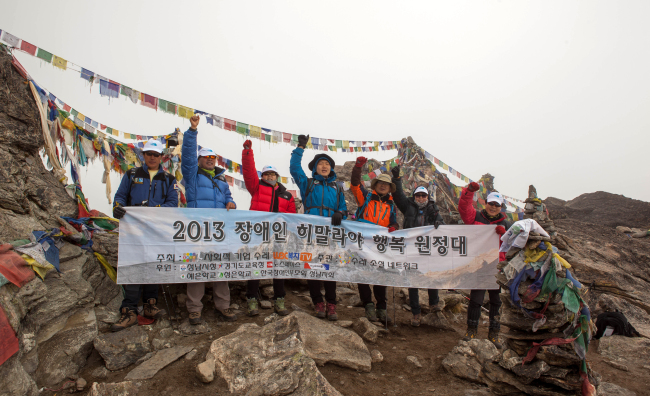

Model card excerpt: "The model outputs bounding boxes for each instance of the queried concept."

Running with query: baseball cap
[486,192,504,206]
[414,186,429,196]
[262,165,280,177]
[143,139,164,154]
[198,147,216,157]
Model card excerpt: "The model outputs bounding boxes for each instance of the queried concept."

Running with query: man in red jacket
[242,140,295,317]
[458,182,510,349]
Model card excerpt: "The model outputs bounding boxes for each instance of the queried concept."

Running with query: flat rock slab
[598,335,650,366]
[93,326,151,371]
[125,346,193,380]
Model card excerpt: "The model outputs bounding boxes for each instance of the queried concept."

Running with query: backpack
[303,178,343,216]
[355,191,396,225]
[125,166,175,206]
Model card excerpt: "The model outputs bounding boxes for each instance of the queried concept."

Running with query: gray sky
[2,1,649,216]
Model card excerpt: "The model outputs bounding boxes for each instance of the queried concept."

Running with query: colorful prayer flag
[52,55,67,70]
[0,30,20,47]
[36,48,53,63]
[224,119,236,131]
[19,40,37,56]
[236,122,249,135]
[178,105,194,119]
[141,93,157,110]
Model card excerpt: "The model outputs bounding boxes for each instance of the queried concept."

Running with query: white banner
[117,208,500,289]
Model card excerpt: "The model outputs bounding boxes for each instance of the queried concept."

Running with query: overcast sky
[2,1,648,215]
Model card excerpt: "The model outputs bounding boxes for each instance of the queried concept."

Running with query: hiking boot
[216,308,237,322]
[411,313,421,327]
[430,300,445,312]
[314,302,326,319]
[365,303,378,322]
[488,328,503,349]
[189,311,202,325]
[463,326,478,341]
[111,308,138,332]
[143,298,162,319]
[326,303,338,321]
[377,308,393,325]
[247,297,259,317]
[274,297,289,316]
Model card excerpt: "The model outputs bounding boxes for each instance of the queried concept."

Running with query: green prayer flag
[265,134,271,142]
[335,140,343,148]
[71,108,78,117]
[37,48,53,63]
[362,174,370,181]
[106,127,113,134]
[236,122,249,135]
[291,134,298,142]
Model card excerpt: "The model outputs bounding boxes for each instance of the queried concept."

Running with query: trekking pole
[392,287,397,328]
[160,285,178,330]
[166,284,180,328]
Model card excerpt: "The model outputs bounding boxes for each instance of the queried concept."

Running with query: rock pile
[524,185,558,243]
[444,188,603,395]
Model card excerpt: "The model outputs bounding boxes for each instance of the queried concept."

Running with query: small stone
[229,303,239,310]
[371,350,383,363]
[264,313,280,324]
[260,300,273,309]
[353,317,379,343]
[337,320,353,328]
[196,359,215,383]
[76,378,87,391]
[406,356,422,368]
[151,338,165,350]
[402,304,411,311]
[159,328,174,339]
[179,319,211,335]
[185,349,198,361]
[91,366,109,379]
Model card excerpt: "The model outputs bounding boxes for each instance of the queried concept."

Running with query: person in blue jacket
[290,134,347,321]
[111,138,178,332]
[182,114,238,325]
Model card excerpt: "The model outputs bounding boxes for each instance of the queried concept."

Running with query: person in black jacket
[391,166,445,326]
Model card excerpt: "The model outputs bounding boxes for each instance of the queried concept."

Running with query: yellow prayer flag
[52,55,67,70]
[113,129,119,136]
[443,164,449,171]
[178,106,194,119]
[62,118,75,131]
[77,112,85,121]
[342,140,350,149]
[249,125,261,139]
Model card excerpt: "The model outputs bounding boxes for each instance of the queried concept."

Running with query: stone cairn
[443,187,600,395]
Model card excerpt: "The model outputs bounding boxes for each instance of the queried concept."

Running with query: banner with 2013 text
[117,208,500,289]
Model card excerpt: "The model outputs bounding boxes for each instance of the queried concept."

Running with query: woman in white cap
[458,182,511,348]
[242,139,296,317]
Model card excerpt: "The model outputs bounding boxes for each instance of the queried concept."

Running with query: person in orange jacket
[350,156,399,324]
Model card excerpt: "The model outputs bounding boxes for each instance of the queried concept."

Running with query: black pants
[358,284,387,310]
[121,284,159,310]
[246,279,286,299]
[308,280,337,305]
[467,289,501,328]
[408,288,439,315]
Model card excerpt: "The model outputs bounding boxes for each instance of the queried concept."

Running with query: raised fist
[190,115,200,130]
[243,140,252,150]
[355,156,367,168]
[297,134,309,148]
[468,182,480,192]
[391,165,401,179]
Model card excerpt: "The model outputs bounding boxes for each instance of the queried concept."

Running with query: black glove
[391,165,401,179]
[331,211,343,226]
[113,205,126,219]
[298,134,310,148]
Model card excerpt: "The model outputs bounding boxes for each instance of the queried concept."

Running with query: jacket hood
[308,154,336,178]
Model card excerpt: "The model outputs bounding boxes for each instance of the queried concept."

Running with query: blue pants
[408,288,439,315]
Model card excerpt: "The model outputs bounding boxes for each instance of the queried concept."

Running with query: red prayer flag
[369,172,376,179]
[224,119,236,131]
[100,124,106,130]
[282,133,291,143]
[20,40,37,56]
[141,93,157,110]
[63,104,71,112]
[0,304,19,366]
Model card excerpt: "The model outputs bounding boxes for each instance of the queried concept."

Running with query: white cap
[262,165,280,177]
[486,192,504,206]
[198,147,216,157]
[143,139,164,154]
[413,186,429,196]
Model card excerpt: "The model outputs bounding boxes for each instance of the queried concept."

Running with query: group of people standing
[109,114,510,349]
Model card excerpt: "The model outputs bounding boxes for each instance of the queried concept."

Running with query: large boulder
[211,318,342,395]
[597,335,650,368]
[0,356,39,396]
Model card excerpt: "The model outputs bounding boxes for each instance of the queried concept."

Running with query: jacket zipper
[146,176,153,206]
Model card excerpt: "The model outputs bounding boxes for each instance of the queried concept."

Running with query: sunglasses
[414,193,428,198]
[201,155,216,160]
[487,201,502,207]
[144,152,161,158]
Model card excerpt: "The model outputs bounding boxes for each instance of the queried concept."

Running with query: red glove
[243,140,252,149]
[355,156,367,168]
[468,182,480,192]
[388,226,397,233]
[495,225,506,236]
